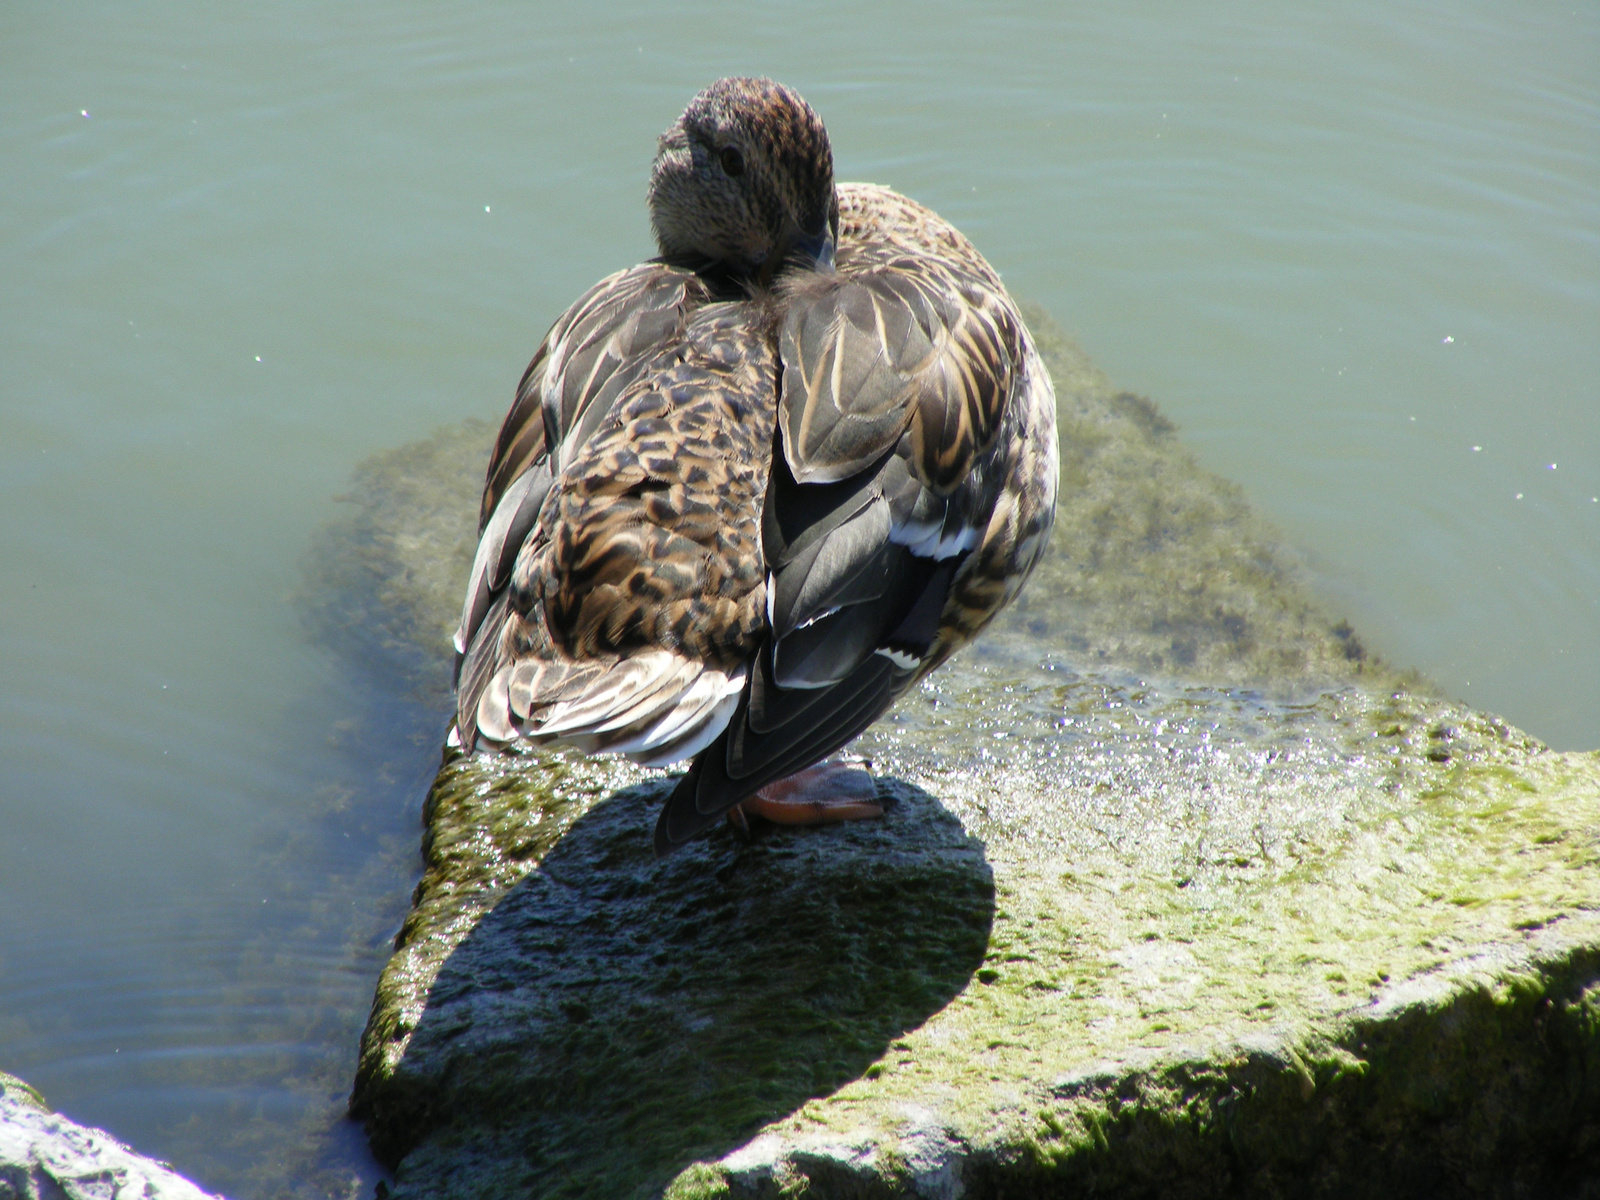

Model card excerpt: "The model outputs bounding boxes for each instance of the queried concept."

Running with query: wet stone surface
[318,310,1600,1197]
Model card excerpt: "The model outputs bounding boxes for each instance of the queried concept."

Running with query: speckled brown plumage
[512,301,774,669]
[452,78,1059,854]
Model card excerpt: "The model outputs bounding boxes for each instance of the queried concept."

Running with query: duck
[452,77,1059,856]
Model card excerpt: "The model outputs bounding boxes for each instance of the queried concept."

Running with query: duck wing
[655,243,1029,853]
[459,301,777,760]
[455,263,712,737]
[455,264,710,680]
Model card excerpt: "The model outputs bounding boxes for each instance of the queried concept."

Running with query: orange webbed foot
[737,759,884,827]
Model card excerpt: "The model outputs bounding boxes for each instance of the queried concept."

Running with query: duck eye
[719,145,745,177]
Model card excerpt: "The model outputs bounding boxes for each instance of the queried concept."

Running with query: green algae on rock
[352,762,994,1194]
[329,309,1600,1196]
[300,417,492,705]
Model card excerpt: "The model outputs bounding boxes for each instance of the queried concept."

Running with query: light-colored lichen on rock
[0,1069,227,1200]
[324,308,1600,1197]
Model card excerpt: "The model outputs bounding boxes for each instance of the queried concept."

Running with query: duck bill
[788,229,836,274]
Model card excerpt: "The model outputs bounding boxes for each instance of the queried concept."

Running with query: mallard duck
[453,78,1058,855]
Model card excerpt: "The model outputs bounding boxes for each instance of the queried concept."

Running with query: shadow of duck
[363,773,994,1196]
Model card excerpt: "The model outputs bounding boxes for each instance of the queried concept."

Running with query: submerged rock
[0,1070,226,1199]
[326,310,1600,1197]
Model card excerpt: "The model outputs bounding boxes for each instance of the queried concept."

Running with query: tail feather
[653,652,902,856]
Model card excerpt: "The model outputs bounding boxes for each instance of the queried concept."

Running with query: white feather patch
[888,517,979,561]
[625,687,743,768]
[795,604,841,631]
[613,665,745,754]
[875,646,922,670]
[475,668,520,745]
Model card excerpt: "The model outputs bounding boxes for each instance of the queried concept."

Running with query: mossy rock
[325,310,1600,1197]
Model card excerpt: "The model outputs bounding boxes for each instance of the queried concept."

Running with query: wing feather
[778,265,1016,494]
[651,199,1039,847]
[455,263,711,738]
[536,649,699,738]
[454,465,551,657]
[477,263,709,531]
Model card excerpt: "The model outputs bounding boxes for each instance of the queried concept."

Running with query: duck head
[648,77,838,282]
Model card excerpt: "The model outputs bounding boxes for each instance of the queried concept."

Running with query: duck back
[455,180,1057,857]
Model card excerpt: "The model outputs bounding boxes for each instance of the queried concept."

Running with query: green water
[1,2,1595,1195]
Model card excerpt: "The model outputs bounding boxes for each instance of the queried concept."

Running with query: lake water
[1,2,1595,1195]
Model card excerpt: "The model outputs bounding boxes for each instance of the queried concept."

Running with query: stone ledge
[672,912,1600,1198]
[323,309,1600,1197]
[350,729,1599,1198]
[0,1070,225,1200]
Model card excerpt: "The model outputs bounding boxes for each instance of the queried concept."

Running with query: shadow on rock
[362,773,994,1197]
